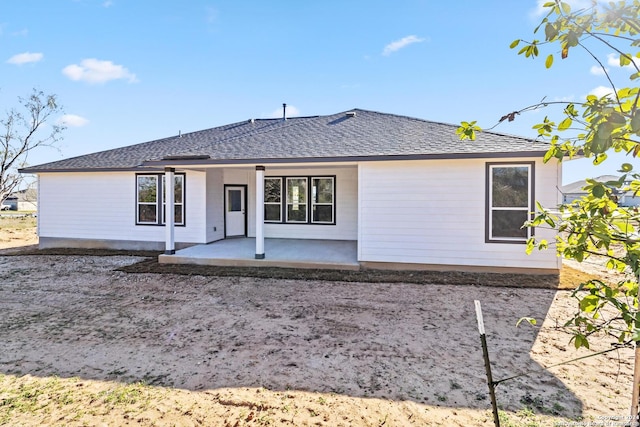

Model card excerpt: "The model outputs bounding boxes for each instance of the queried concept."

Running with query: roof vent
[282,103,287,121]
[248,118,255,124]
[346,111,356,118]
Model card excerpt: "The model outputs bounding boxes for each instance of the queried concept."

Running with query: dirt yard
[0,218,636,426]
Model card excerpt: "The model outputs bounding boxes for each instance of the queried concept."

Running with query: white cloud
[531,0,605,17]
[62,58,138,84]
[267,105,301,119]
[607,52,640,69]
[590,65,608,76]
[11,28,28,37]
[57,114,89,127]
[588,85,614,98]
[7,52,43,65]
[382,35,425,56]
[103,0,113,7]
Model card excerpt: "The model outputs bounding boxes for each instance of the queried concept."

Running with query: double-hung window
[264,175,335,225]
[486,163,533,243]
[136,173,185,225]
[286,177,308,222]
[264,177,282,222]
[311,177,334,223]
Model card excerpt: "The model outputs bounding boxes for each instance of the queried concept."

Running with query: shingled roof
[21,108,550,173]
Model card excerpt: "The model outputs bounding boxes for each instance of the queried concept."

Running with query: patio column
[165,167,175,255]
[255,165,265,259]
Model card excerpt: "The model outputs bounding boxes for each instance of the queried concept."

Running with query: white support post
[255,165,265,259]
[165,167,175,255]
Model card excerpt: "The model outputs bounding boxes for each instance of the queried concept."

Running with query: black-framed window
[264,177,282,222]
[286,177,308,223]
[136,173,185,226]
[312,177,334,223]
[264,175,335,225]
[486,162,533,243]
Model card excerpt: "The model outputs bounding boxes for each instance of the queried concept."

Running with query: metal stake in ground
[475,300,500,427]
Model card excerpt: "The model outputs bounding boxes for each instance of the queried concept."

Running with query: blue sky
[2,0,638,184]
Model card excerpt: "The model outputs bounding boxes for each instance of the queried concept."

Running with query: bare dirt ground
[0,220,636,426]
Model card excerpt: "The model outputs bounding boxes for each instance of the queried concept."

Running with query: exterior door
[225,186,246,237]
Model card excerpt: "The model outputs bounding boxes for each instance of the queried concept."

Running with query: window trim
[162,174,185,226]
[264,175,336,225]
[285,177,309,223]
[485,162,535,244]
[135,172,186,226]
[311,176,335,224]
[264,177,283,223]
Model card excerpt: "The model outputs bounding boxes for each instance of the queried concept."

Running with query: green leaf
[545,54,554,68]
[558,117,572,130]
[516,317,537,327]
[631,111,640,133]
[621,163,634,172]
[593,153,608,165]
[560,1,571,14]
[544,23,558,41]
[579,295,600,312]
[509,39,520,49]
[608,112,626,127]
[592,183,606,198]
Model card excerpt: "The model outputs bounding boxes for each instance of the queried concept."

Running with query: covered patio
[159,238,359,270]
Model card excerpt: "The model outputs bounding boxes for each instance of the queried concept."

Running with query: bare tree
[1,89,65,201]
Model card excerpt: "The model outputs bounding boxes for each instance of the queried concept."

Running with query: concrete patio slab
[158,238,359,270]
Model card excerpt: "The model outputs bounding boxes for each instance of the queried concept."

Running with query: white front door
[225,186,246,237]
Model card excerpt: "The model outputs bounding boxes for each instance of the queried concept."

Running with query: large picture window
[486,163,533,243]
[136,173,185,226]
[264,175,335,225]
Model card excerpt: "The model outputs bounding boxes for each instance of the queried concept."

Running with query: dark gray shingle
[21,108,550,172]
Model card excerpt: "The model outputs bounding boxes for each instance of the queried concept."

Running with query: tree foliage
[1,89,65,202]
[460,0,640,351]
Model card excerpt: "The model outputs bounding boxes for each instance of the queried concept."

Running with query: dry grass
[0,214,36,231]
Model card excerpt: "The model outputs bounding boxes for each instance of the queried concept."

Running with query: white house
[562,175,640,207]
[21,109,562,274]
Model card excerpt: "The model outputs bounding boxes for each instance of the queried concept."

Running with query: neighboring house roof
[4,188,37,202]
[561,175,624,194]
[21,108,551,173]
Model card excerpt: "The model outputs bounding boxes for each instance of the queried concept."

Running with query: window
[286,177,308,222]
[486,163,533,243]
[137,175,158,224]
[264,178,282,222]
[312,177,334,223]
[136,173,185,226]
[163,175,184,225]
[264,175,335,225]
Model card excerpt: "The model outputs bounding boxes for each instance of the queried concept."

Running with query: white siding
[39,171,208,245]
[223,167,358,240]
[206,169,224,242]
[358,159,561,270]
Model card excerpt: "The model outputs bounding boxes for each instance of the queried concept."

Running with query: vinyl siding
[358,159,561,270]
[38,171,207,244]
[227,167,358,240]
[206,169,224,242]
